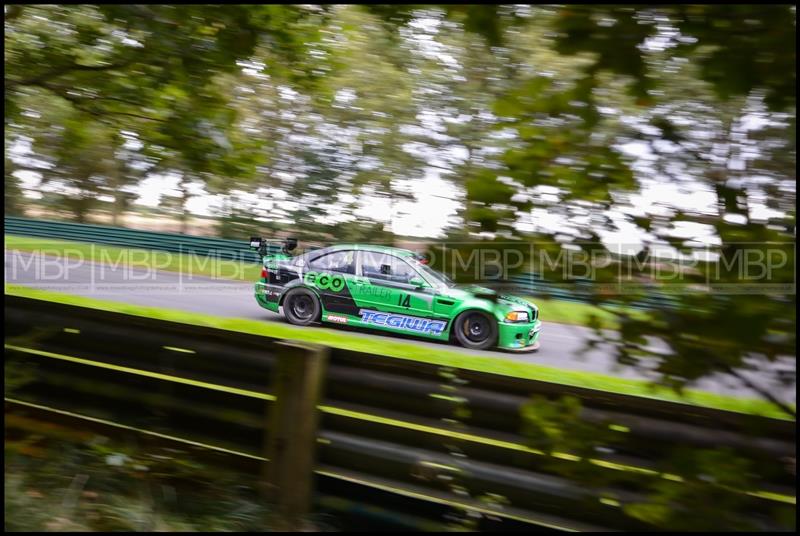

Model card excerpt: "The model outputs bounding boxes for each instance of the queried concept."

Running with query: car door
[304,249,360,316]
[353,250,436,321]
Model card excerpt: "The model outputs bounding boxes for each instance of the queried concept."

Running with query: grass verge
[5,284,792,419]
[525,297,650,330]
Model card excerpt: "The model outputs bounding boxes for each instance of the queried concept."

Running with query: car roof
[311,243,417,258]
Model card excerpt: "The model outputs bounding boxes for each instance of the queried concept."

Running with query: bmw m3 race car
[250,238,541,351]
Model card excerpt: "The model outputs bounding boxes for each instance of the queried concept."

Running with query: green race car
[250,238,541,351]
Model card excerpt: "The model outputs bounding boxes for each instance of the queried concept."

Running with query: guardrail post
[263,341,329,529]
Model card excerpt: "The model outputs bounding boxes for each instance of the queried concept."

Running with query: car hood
[444,285,536,312]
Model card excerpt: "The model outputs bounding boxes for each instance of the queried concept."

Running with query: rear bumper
[254,282,280,313]
[497,318,541,351]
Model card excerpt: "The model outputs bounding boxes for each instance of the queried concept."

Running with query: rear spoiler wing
[249,237,298,257]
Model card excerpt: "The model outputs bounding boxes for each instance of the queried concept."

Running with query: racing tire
[283,287,321,326]
[453,310,498,350]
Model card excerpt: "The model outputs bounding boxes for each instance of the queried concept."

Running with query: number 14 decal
[398,294,410,307]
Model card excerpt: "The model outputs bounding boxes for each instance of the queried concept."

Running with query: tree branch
[37,82,166,124]
[7,57,137,89]
[718,363,796,419]
[6,163,51,174]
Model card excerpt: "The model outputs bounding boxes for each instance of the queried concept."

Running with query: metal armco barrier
[500,275,683,310]
[4,295,795,531]
[4,215,279,263]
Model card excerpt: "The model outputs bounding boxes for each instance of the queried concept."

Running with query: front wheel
[452,310,498,350]
[282,287,321,326]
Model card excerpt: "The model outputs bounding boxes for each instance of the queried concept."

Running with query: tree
[21,99,120,223]
[5,4,324,226]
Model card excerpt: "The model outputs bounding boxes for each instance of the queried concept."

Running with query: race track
[4,249,795,403]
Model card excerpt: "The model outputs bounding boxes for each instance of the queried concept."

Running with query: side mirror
[409,276,427,288]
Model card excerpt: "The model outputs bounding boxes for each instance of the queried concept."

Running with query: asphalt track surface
[4,249,796,403]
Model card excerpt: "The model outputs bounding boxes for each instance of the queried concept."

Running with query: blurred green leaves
[551,5,796,110]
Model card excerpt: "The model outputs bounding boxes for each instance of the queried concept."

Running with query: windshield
[412,260,456,288]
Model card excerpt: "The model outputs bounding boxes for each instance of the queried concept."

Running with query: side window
[307,250,356,275]
[360,252,418,284]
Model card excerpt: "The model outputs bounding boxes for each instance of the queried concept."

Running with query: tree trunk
[180,210,188,235]
[4,162,23,216]
[111,192,123,227]
[179,176,190,235]
[74,198,89,223]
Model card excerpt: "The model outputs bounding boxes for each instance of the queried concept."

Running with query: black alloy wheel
[453,310,498,350]
[283,288,321,326]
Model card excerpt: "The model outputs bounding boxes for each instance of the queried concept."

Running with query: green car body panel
[252,242,541,351]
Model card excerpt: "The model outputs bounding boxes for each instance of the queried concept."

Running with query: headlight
[505,311,529,322]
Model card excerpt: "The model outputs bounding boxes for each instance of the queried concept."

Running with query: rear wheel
[453,310,498,350]
[282,287,321,326]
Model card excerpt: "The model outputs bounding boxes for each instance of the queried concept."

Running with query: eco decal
[304,271,346,292]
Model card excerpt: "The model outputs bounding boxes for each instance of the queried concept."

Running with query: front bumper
[497,318,541,352]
